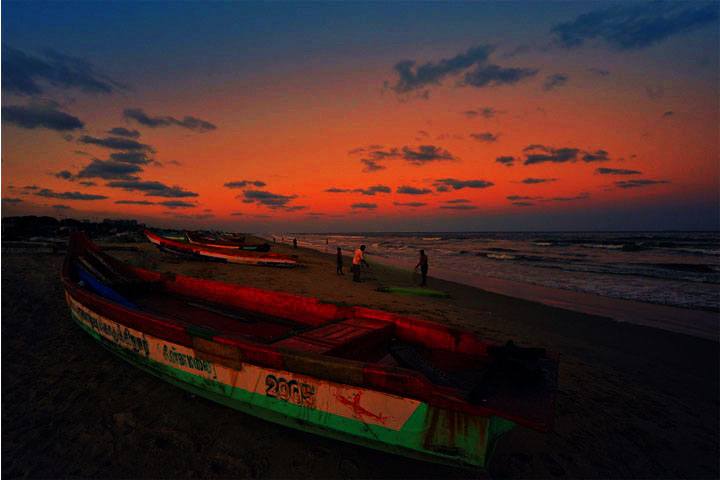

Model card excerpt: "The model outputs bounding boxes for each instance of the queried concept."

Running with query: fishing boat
[145,229,294,267]
[186,231,271,252]
[63,232,557,469]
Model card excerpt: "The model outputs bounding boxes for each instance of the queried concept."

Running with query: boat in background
[186,231,271,252]
[145,230,295,267]
[63,232,557,469]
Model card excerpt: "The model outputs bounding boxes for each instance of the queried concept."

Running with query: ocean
[270,232,720,312]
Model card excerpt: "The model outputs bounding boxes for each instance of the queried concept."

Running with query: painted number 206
[265,374,316,408]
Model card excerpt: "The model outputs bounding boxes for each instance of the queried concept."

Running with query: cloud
[547,192,590,202]
[106,180,198,197]
[550,2,718,50]
[115,200,155,205]
[241,190,298,208]
[108,127,140,138]
[470,132,500,143]
[663,111,674,118]
[507,195,539,200]
[512,201,535,207]
[325,187,351,193]
[521,177,557,184]
[388,45,494,93]
[109,152,153,165]
[170,213,215,220]
[462,64,538,88]
[496,156,515,167]
[52,204,72,210]
[445,198,471,204]
[440,205,477,210]
[433,178,494,190]
[124,108,216,132]
[79,181,97,187]
[3,198,23,204]
[354,185,391,195]
[615,179,670,189]
[55,170,74,180]
[396,186,432,195]
[588,68,611,76]
[2,103,84,131]
[158,200,195,209]
[230,212,244,216]
[387,44,538,94]
[523,144,581,165]
[78,135,154,152]
[35,188,107,200]
[394,201,427,207]
[463,107,498,118]
[361,159,386,172]
[402,145,456,165]
[543,73,569,91]
[582,150,610,162]
[2,46,124,96]
[74,159,143,180]
[351,203,377,209]
[596,167,642,175]
[224,180,266,189]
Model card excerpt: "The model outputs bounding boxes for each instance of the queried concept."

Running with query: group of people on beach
[336,244,429,286]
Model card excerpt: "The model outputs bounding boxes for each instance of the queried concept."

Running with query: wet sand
[2,238,719,478]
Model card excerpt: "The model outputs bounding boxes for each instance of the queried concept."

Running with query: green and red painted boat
[145,229,294,266]
[185,231,271,252]
[63,232,557,469]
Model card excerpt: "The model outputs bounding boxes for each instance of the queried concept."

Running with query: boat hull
[66,292,514,469]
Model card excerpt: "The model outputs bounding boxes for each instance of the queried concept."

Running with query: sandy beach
[2,238,718,478]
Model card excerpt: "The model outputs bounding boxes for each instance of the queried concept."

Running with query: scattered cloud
[76,159,143,180]
[55,170,74,180]
[462,64,538,88]
[351,203,377,209]
[543,73,569,91]
[52,204,72,210]
[35,188,107,200]
[522,144,610,165]
[582,150,610,162]
[550,2,718,50]
[402,145,456,165]
[115,200,155,205]
[662,111,674,118]
[433,178,494,191]
[2,45,124,96]
[2,102,84,131]
[230,212,244,216]
[241,189,298,209]
[78,135,154,152]
[78,181,97,187]
[512,201,535,207]
[394,201,427,207]
[170,213,215,220]
[109,152,153,165]
[158,200,195,209]
[596,167,642,175]
[615,179,670,189]
[224,180,266,189]
[124,108,217,132]
[521,177,557,184]
[463,107,499,119]
[108,127,140,138]
[470,132,499,143]
[3,198,23,204]
[445,198,471,204]
[396,186,432,195]
[440,205,477,210]
[106,180,198,197]
[496,156,515,167]
[548,192,590,202]
[361,159,386,172]
[588,68,611,76]
[354,185,391,196]
[507,195,539,201]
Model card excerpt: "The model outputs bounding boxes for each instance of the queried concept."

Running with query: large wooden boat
[145,229,294,267]
[63,232,557,469]
[185,231,271,252]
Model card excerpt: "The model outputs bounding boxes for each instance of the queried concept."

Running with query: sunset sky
[2,1,718,231]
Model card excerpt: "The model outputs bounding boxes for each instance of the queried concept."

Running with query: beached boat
[63,232,557,469]
[186,231,271,252]
[145,230,294,267]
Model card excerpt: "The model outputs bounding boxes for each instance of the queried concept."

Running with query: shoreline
[282,238,719,342]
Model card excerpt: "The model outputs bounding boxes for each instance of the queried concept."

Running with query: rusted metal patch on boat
[423,405,488,458]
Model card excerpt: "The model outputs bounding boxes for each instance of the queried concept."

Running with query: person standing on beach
[352,245,369,282]
[415,249,429,286]
[336,247,344,275]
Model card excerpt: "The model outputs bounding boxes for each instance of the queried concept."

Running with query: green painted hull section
[71,311,511,469]
[378,286,450,298]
